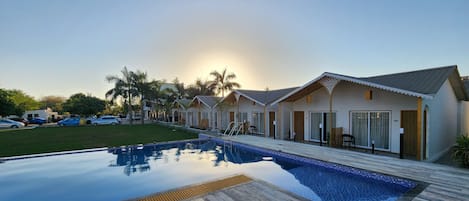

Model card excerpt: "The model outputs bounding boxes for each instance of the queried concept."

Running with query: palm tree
[132,70,150,125]
[106,66,138,125]
[172,78,187,99]
[210,68,241,97]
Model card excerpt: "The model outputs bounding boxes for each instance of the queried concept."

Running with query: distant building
[23,108,58,122]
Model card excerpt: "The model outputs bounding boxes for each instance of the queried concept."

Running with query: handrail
[224,121,245,136]
[223,121,235,135]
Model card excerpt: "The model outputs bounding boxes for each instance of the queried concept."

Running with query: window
[251,112,265,134]
[310,112,336,141]
[188,112,193,126]
[201,112,208,120]
[237,112,248,123]
[351,111,390,149]
[213,112,218,128]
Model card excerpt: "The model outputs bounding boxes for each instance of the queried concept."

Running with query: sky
[1,0,469,100]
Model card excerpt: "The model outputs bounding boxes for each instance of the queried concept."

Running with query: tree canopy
[62,93,105,116]
[0,89,16,117]
[210,68,241,97]
[40,96,66,113]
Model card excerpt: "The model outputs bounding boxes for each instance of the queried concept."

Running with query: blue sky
[1,0,468,99]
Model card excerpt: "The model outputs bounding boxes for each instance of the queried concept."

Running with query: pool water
[0,139,415,201]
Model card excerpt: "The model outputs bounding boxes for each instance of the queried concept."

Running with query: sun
[184,51,251,84]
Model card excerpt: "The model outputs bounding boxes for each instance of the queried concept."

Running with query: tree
[132,70,154,124]
[106,66,139,124]
[62,93,105,116]
[210,68,241,97]
[40,96,66,113]
[172,78,186,99]
[186,79,215,98]
[0,89,16,117]
[7,89,41,116]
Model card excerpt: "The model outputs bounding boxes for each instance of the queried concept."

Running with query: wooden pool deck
[219,135,469,201]
[137,174,306,201]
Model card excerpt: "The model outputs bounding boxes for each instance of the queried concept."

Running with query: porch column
[319,77,340,146]
[417,97,422,161]
[235,93,240,124]
[278,102,283,140]
[264,106,268,137]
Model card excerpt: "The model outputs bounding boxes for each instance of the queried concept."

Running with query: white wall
[287,81,417,153]
[187,104,215,129]
[216,96,278,134]
[459,101,469,137]
[423,80,459,161]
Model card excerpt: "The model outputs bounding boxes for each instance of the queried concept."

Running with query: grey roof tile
[359,65,457,95]
[237,87,299,105]
[195,96,221,108]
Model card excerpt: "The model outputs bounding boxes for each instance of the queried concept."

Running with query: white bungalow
[171,98,191,125]
[186,96,220,130]
[217,87,298,137]
[272,65,469,161]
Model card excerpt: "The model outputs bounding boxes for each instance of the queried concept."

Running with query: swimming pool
[0,137,415,201]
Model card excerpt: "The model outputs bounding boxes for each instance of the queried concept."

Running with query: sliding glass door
[310,112,336,142]
[351,111,390,150]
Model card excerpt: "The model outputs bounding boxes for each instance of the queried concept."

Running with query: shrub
[453,135,469,167]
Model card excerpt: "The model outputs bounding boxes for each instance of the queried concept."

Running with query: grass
[0,124,198,157]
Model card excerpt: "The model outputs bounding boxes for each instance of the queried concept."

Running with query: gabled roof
[273,65,468,105]
[172,98,191,110]
[360,65,458,95]
[191,96,221,109]
[219,87,299,107]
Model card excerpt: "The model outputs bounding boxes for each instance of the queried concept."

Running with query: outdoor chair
[342,134,355,148]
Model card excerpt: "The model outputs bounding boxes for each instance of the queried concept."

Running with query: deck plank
[221,135,469,201]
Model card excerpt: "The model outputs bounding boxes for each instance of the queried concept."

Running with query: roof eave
[235,91,266,106]
[271,72,433,106]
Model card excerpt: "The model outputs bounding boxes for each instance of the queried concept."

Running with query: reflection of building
[106,140,267,175]
[23,108,58,122]
[108,146,160,176]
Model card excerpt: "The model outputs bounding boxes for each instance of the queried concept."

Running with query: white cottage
[273,65,469,161]
[217,87,298,137]
[171,98,191,125]
[186,96,220,130]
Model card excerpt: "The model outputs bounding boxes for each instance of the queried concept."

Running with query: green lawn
[0,124,198,157]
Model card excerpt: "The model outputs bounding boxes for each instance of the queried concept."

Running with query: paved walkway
[220,135,469,201]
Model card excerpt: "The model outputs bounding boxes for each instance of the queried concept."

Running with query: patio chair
[342,134,355,148]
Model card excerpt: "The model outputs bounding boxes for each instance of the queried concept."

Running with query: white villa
[272,65,469,161]
[186,96,220,130]
[216,87,298,136]
[170,65,469,161]
[171,98,191,125]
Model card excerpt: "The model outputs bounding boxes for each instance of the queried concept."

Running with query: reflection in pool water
[0,140,413,201]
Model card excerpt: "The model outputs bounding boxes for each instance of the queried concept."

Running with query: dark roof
[360,65,457,95]
[237,87,299,105]
[274,65,468,104]
[195,96,221,108]
[463,79,469,96]
[174,98,191,109]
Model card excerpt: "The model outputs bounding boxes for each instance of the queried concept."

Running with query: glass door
[310,112,336,142]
